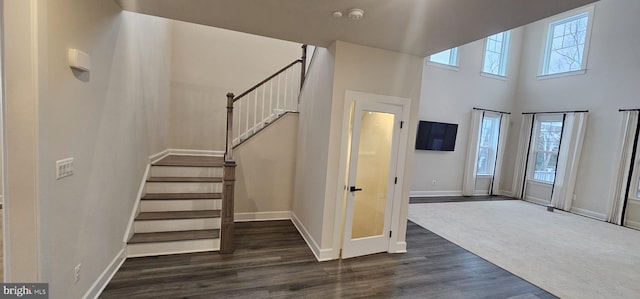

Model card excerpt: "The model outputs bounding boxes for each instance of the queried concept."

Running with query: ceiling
[115,0,598,57]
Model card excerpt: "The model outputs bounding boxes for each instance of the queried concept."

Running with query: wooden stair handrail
[233,59,303,102]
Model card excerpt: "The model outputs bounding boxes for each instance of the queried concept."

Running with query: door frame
[332,90,411,259]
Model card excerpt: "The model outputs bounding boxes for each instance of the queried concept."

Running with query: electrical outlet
[74,263,81,284]
[431,179,437,186]
[56,158,74,180]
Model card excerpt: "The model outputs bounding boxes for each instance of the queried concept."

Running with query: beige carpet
[408,200,640,299]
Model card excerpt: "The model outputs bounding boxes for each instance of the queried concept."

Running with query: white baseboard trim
[524,196,551,206]
[290,212,333,262]
[570,207,606,221]
[500,190,514,197]
[410,190,463,197]
[149,149,170,164]
[234,211,292,222]
[167,149,224,157]
[83,247,126,299]
[123,164,150,243]
[389,241,407,253]
[624,220,640,230]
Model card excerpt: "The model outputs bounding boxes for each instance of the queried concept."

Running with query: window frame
[631,139,640,201]
[481,31,511,77]
[528,114,564,184]
[476,112,501,177]
[538,5,595,78]
[427,47,460,69]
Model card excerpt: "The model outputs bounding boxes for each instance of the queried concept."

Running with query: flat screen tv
[415,121,458,151]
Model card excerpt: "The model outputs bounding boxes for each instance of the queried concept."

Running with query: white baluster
[284,69,288,115]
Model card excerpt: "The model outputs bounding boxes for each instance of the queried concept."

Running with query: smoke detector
[347,8,364,20]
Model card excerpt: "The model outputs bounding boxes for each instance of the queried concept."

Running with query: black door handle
[349,186,363,192]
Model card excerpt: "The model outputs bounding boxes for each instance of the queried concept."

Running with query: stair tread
[128,229,220,244]
[153,155,224,167]
[142,193,222,200]
[136,210,221,220]
[147,177,223,182]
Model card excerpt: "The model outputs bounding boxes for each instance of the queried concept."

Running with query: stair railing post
[225,93,235,162]
[221,92,236,254]
[300,44,307,92]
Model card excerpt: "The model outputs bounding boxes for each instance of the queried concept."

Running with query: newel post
[221,92,236,254]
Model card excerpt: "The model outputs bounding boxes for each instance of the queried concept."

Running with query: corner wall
[411,29,523,196]
[292,46,336,257]
[503,0,640,218]
[4,1,173,296]
[169,21,301,151]
[235,113,298,219]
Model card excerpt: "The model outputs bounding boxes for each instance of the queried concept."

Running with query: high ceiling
[116,0,598,57]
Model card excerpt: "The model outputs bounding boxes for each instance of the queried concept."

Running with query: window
[531,117,563,183]
[476,113,501,175]
[482,31,510,76]
[429,47,459,66]
[541,10,592,76]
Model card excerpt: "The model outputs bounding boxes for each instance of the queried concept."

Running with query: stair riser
[134,218,221,233]
[150,166,222,178]
[145,182,222,193]
[140,199,222,212]
[127,239,220,258]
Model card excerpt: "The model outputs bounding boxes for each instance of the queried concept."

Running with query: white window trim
[428,47,460,69]
[481,31,511,77]
[538,4,595,78]
[528,114,564,184]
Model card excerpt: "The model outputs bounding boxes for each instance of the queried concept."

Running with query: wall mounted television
[415,121,458,151]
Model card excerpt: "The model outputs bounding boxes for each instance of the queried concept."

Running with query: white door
[623,131,640,230]
[341,101,402,259]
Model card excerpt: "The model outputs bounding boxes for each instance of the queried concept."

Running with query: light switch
[56,158,74,180]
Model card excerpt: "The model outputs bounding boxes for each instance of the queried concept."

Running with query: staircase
[126,45,308,258]
[127,155,225,257]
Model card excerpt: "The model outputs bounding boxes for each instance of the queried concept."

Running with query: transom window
[541,10,592,76]
[429,47,459,67]
[476,113,501,175]
[531,118,563,183]
[482,31,510,76]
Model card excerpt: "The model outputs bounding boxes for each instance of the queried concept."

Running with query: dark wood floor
[101,220,554,299]
[410,195,516,204]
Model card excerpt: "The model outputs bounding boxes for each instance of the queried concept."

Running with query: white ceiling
[116,0,598,57]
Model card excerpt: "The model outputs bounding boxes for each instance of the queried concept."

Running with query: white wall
[292,46,336,256]
[503,0,640,217]
[235,113,298,216]
[169,21,301,150]
[324,41,423,253]
[411,29,523,196]
[3,0,41,281]
[5,0,173,296]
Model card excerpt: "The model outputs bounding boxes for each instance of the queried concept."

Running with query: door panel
[342,101,401,259]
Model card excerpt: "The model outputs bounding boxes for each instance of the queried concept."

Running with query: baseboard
[524,196,551,206]
[410,190,463,197]
[624,219,640,230]
[149,149,170,164]
[82,247,126,299]
[234,211,292,222]
[389,241,407,253]
[500,190,514,197]
[167,149,224,157]
[570,207,606,221]
[290,212,333,262]
[123,164,150,243]
[473,190,490,196]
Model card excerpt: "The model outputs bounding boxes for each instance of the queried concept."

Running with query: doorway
[622,118,640,230]
[336,91,410,259]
